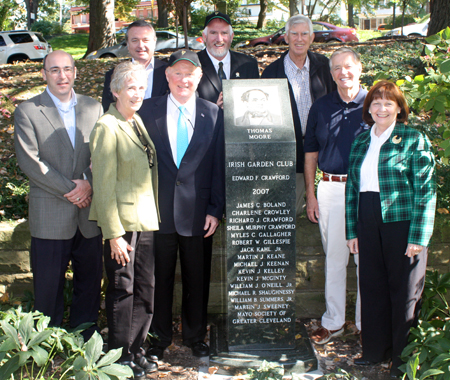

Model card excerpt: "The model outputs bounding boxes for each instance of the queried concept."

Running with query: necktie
[218,61,226,91]
[176,106,189,168]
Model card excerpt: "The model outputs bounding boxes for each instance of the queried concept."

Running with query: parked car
[86,30,205,59]
[234,21,358,48]
[384,20,429,37]
[0,30,52,65]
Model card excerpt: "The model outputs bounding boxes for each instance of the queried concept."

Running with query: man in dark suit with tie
[14,50,103,338]
[197,11,259,108]
[139,50,225,359]
[102,19,169,112]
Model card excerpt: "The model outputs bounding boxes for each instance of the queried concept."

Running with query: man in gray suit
[14,50,103,338]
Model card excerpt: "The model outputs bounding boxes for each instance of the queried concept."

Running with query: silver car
[86,30,205,60]
[0,30,52,65]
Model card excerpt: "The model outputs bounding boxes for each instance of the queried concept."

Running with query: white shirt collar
[46,87,77,111]
[132,56,155,71]
[371,120,396,142]
[286,52,310,72]
[206,49,231,70]
[168,93,196,117]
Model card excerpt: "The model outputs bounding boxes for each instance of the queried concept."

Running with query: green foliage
[31,20,66,37]
[0,308,132,379]
[400,270,450,380]
[47,34,90,60]
[316,368,360,379]
[398,28,450,161]
[247,361,284,380]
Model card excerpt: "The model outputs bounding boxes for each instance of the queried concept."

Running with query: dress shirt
[166,94,196,165]
[360,121,396,192]
[46,87,77,147]
[132,57,154,99]
[304,88,369,174]
[206,49,231,80]
[284,53,312,136]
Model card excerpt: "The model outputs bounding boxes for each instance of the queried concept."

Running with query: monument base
[209,315,318,374]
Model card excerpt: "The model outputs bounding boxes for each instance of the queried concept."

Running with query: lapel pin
[201,113,205,117]
[392,135,402,144]
[236,72,240,78]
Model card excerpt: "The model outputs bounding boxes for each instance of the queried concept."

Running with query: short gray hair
[110,61,148,96]
[285,15,313,36]
[329,47,361,69]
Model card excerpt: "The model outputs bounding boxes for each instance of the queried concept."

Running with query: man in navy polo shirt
[304,47,368,345]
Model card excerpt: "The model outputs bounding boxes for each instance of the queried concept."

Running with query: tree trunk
[256,0,267,29]
[289,0,299,17]
[157,0,168,28]
[84,0,116,57]
[183,1,188,49]
[428,0,450,36]
[25,0,39,29]
[392,2,396,28]
[348,2,354,28]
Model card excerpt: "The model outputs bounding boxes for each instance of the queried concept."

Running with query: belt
[322,172,347,182]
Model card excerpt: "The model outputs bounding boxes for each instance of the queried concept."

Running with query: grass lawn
[47,34,89,60]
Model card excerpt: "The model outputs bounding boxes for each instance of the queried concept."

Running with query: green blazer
[345,123,436,247]
[89,104,159,239]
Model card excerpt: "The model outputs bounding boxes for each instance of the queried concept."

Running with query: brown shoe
[311,326,344,344]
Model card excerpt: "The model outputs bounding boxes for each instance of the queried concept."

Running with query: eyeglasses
[44,66,75,76]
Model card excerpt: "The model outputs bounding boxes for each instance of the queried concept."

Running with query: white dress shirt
[46,87,77,148]
[360,121,396,192]
[206,49,231,80]
[132,57,155,99]
[166,94,196,165]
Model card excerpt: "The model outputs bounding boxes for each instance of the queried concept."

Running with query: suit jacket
[139,95,225,236]
[261,50,336,173]
[102,58,169,112]
[89,104,159,240]
[197,49,260,104]
[14,90,102,240]
[345,123,436,247]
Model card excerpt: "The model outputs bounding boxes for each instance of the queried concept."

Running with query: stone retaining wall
[1,217,449,317]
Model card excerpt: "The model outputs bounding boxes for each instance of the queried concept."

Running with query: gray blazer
[14,90,102,240]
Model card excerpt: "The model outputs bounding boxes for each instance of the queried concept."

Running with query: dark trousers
[357,192,426,369]
[151,232,205,348]
[202,236,213,334]
[31,230,103,336]
[104,231,155,361]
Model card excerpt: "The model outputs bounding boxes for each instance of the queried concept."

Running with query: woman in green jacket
[89,61,159,379]
[345,81,436,378]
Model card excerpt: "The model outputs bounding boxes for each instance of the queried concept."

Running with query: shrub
[0,307,132,379]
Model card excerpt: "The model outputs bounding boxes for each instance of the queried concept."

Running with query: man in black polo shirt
[304,47,368,345]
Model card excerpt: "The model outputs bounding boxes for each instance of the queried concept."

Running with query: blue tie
[176,105,189,168]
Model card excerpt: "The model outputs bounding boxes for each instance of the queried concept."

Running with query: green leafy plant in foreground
[0,307,132,379]
[247,361,284,380]
[400,270,450,380]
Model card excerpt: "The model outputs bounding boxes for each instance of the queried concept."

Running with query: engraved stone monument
[210,79,316,372]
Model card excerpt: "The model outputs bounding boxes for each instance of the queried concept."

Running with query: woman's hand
[110,237,133,266]
[347,238,359,254]
[405,244,423,258]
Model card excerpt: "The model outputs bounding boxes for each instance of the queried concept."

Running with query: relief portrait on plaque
[234,87,283,126]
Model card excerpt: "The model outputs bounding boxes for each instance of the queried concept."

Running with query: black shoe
[188,341,210,357]
[354,357,378,366]
[147,346,165,361]
[135,355,158,373]
[118,360,145,379]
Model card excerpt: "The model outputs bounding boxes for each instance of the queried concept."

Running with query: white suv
[0,30,52,65]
